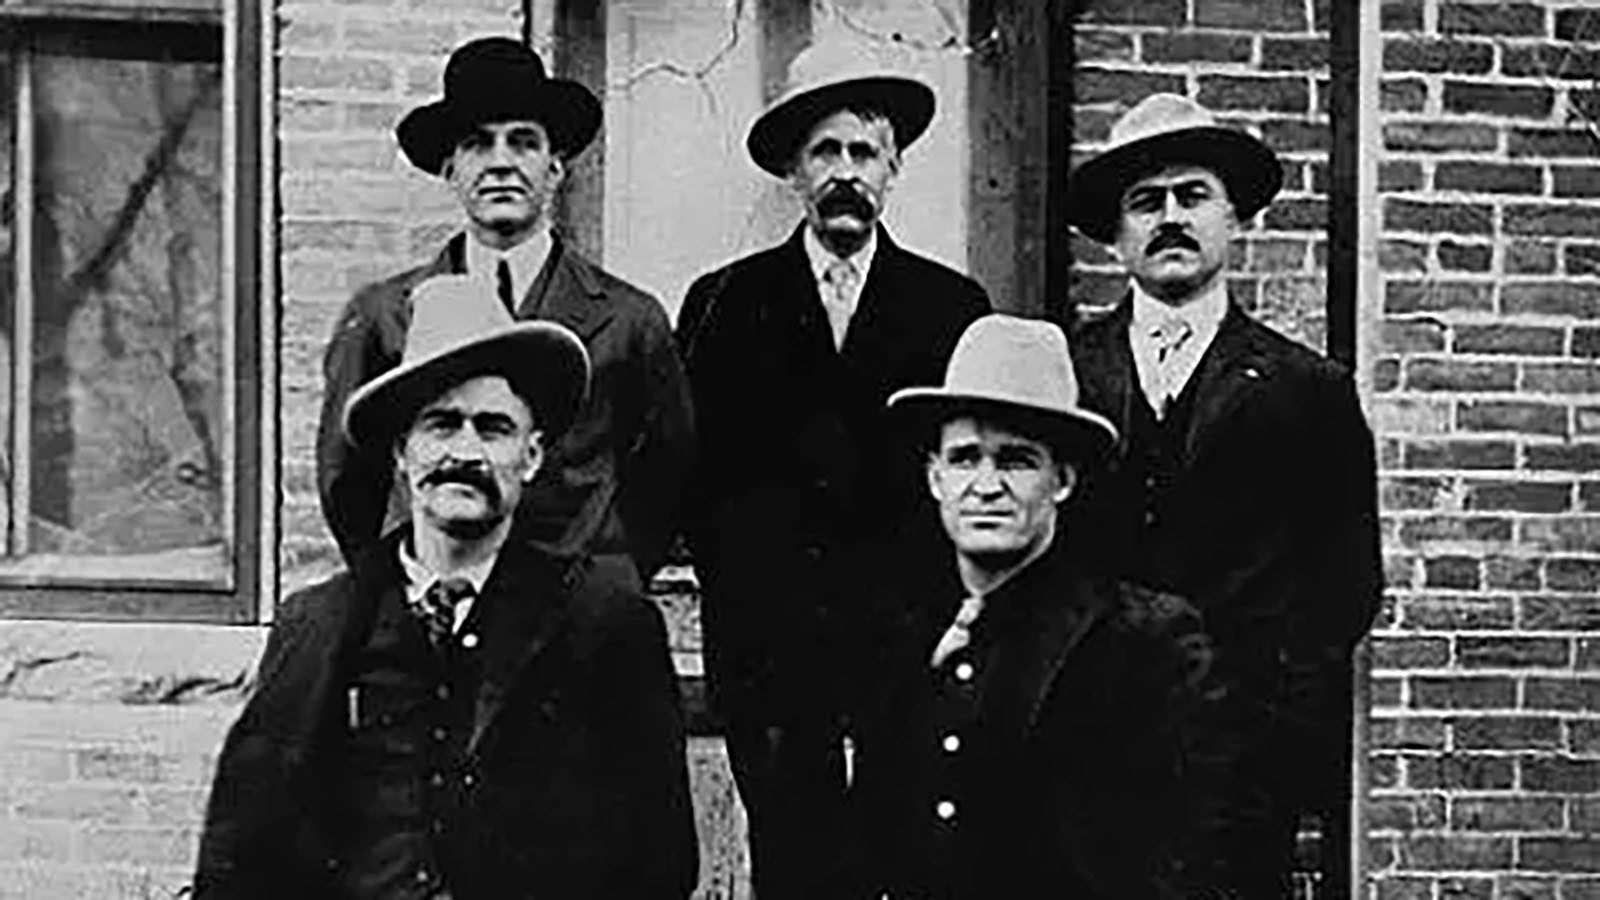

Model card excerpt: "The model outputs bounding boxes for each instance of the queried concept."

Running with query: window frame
[0,0,269,623]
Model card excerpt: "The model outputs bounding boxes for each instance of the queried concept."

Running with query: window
[0,0,264,620]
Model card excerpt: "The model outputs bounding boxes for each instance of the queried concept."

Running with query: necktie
[496,258,515,313]
[1148,317,1195,418]
[821,258,858,350]
[930,595,986,669]
[416,577,474,648]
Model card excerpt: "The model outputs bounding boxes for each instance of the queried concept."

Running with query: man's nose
[965,459,1009,495]
[486,137,517,168]
[442,428,491,460]
[1156,189,1188,224]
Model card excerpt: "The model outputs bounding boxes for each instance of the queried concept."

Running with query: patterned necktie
[821,258,858,350]
[930,595,986,669]
[496,258,515,313]
[416,577,474,648]
[1148,317,1195,418]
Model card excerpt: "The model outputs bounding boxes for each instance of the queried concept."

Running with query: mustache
[817,183,874,219]
[1146,229,1201,256]
[420,464,501,504]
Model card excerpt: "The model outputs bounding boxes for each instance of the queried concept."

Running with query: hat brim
[1066,126,1283,244]
[342,322,590,449]
[748,76,934,177]
[888,388,1119,467]
[397,79,603,175]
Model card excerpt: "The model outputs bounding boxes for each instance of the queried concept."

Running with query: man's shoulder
[878,240,985,295]
[562,555,668,645]
[1099,578,1203,642]
[277,570,359,628]
[562,246,664,313]
[689,240,797,292]
[1237,314,1354,386]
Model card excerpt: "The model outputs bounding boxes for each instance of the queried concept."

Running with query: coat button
[463,772,478,788]
[435,684,450,700]
[461,633,479,649]
[415,868,432,884]
[432,727,447,742]
[942,734,961,753]
[430,772,445,788]
[935,800,956,820]
[954,662,974,682]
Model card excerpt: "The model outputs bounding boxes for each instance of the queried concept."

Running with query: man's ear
[1052,462,1078,505]
[925,452,944,501]
[522,430,546,483]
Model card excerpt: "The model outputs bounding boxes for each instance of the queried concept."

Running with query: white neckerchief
[1128,278,1229,413]
[803,226,877,325]
[399,541,497,633]
[465,227,553,311]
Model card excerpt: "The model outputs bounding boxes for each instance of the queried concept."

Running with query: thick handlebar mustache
[421,466,501,503]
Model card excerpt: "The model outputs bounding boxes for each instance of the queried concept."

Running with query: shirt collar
[465,227,553,295]
[1129,276,1229,342]
[803,225,877,286]
[398,539,497,604]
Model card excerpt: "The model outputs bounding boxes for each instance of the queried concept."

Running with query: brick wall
[1368,1,1600,896]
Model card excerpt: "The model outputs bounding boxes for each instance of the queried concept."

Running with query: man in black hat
[317,36,694,585]
[674,38,990,899]
[850,314,1237,898]
[195,277,698,900]
[1066,93,1383,895]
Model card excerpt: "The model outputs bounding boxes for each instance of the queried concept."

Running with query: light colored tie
[821,258,858,350]
[1147,317,1195,418]
[930,595,986,669]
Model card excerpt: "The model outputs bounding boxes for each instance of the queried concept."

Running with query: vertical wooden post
[553,0,606,263]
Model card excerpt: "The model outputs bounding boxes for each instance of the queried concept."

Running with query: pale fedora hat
[342,276,590,448]
[1067,92,1283,244]
[889,314,1117,463]
[746,36,935,177]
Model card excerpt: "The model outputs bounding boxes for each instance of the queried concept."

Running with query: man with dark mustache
[316,37,693,587]
[1066,93,1383,894]
[195,277,697,899]
[675,39,990,900]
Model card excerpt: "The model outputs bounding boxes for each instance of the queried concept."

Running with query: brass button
[461,633,480,649]
[935,800,956,820]
[954,662,974,682]
[942,734,961,753]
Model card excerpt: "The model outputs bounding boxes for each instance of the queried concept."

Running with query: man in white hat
[674,38,990,898]
[1067,93,1382,893]
[317,36,694,586]
[848,314,1237,898]
[196,278,697,900]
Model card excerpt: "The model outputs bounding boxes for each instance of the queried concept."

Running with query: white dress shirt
[803,227,877,347]
[399,542,497,634]
[1128,279,1229,415]
[465,227,553,311]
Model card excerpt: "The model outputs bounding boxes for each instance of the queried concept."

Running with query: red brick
[280,56,395,93]
[1375,678,1405,710]
[1384,38,1496,74]
[1260,37,1327,71]
[1456,324,1564,357]
[1386,280,1495,312]
[1551,166,1600,199]
[1450,795,1563,831]
[1410,676,1517,709]
[1567,246,1600,281]
[1422,556,1481,589]
[1555,8,1600,42]
[1386,553,1421,588]
[1575,722,1600,753]
[1194,0,1305,30]
[1583,482,1600,511]
[1196,75,1310,114]
[1386,199,1496,235]
[1402,439,1516,469]
[1439,2,1547,36]
[1526,444,1600,473]
[1140,32,1251,64]
[1375,876,1432,900]
[1502,281,1600,317]
[1524,363,1600,393]
[1507,240,1559,274]
[1380,239,1428,273]
[282,221,403,256]
[1395,834,1513,869]
[1509,128,1599,159]
[1079,0,1187,26]
[1371,750,1401,784]
[1259,118,1329,153]
[1485,556,1542,590]
[1076,69,1187,106]
[1385,121,1499,153]
[1524,678,1600,712]
[1520,517,1600,553]
[1442,81,1554,118]
[1439,879,1493,900]
[1560,878,1600,900]
[75,750,169,784]
[1434,242,1491,273]
[1404,359,1517,392]
[1384,475,1450,509]
[1368,794,1447,830]
[1453,715,1563,750]
[1522,758,1600,793]
[1498,877,1557,900]
[1372,716,1449,750]
[1436,161,1544,195]
[1458,637,1571,669]
[1547,558,1600,591]
[80,826,195,865]
[1521,595,1600,630]
[12,785,141,823]
[1382,159,1426,192]
[1381,78,1428,112]
[1463,480,1571,513]
[1401,596,1517,630]
[1376,358,1401,392]
[1574,796,1600,830]
[1503,45,1600,80]
[1260,197,1327,230]
[1076,28,1137,63]
[1246,238,1308,272]
[1582,639,1600,669]
[1382,0,1425,31]
[280,98,342,132]
[282,137,398,172]
[1382,317,1447,352]
[343,18,458,56]
[343,101,409,131]
[1374,636,1453,668]
[1406,752,1516,789]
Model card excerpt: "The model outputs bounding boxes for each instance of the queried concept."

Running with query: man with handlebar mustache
[675,38,990,900]
[1066,93,1383,895]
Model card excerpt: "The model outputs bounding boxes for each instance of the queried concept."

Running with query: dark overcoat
[316,234,695,578]
[676,225,990,721]
[191,534,698,900]
[848,537,1243,899]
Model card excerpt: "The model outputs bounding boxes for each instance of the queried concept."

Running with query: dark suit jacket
[676,225,990,722]
[1071,300,1383,784]
[849,537,1240,899]
[316,234,695,578]
[192,534,698,900]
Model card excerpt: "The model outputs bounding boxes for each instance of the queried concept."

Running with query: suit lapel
[523,238,617,342]
[838,227,899,362]
[466,550,575,756]
[1180,306,1272,464]
[1074,301,1138,458]
[774,227,840,358]
[1015,575,1107,735]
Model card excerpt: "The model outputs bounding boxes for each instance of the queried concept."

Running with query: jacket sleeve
[316,288,399,567]
[616,295,696,581]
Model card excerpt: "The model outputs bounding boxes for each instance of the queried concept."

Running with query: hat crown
[443,37,548,100]
[942,315,1085,415]
[402,276,517,369]
[1106,92,1221,150]
[783,37,899,97]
